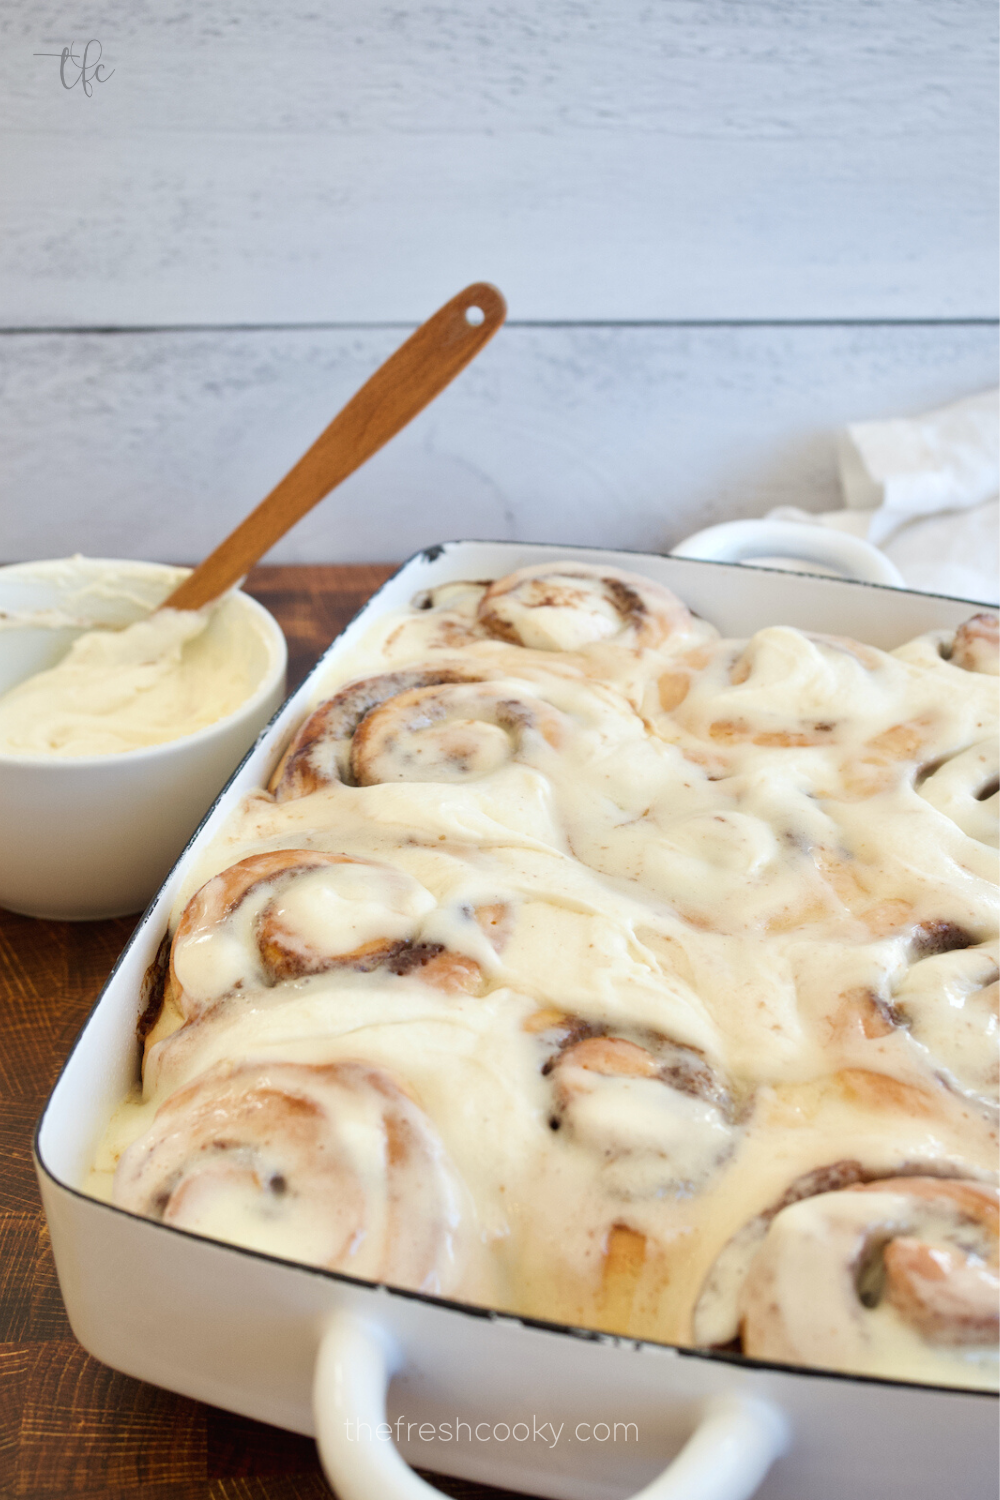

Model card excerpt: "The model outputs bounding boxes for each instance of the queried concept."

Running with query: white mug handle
[313,1310,789,1500]
[671,519,905,587]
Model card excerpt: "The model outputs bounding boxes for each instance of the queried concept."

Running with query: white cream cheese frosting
[0,589,268,757]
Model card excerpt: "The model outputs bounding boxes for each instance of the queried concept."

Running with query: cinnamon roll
[677,628,899,760]
[694,1167,999,1382]
[476,562,693,652]
[271,670,575,794]
[113,1059,468,1293]
[949,612,999,675]
[144,850,476,1058]
[349,680,565,785]
[544,1030,738,1197]
[916,740,999,847]
[890,941,999,1104]
[269,668,479,799]
[732,1177,999,1384]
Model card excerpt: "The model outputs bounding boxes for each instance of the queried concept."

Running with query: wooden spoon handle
[163,282,507,611]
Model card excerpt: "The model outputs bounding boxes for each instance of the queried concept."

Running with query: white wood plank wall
[1,1,996,562]
[2,323,996,563]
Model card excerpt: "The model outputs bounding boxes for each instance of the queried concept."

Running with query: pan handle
[670,518,905,587]
[313,1310,789,1500]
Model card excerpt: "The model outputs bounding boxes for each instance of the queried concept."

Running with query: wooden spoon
[162,283,506,612]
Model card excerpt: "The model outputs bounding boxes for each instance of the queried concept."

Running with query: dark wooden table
[0,565,529,1500]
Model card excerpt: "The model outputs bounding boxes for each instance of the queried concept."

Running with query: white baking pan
[35,541,998,1500]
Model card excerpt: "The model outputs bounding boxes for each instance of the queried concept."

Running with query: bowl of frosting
[0,556,287,920]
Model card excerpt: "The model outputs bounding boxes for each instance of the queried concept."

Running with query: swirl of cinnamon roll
[949,612,999,675]
[738,1178,998,1381]
[143,850,484,1058]
[917,740,999,847]
[476,562,693,652]
[349,679,565,784]
[698,628,889,752]
[694,1168,999,1385]
[890,941,999,1104]
[542,1027,738,1197]
[269,668,480,800]
[113,1059,467,1293]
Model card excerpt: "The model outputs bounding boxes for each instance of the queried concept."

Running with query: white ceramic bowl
[0,557,287,921]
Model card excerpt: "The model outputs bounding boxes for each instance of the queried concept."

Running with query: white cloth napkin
[770,389,999,603]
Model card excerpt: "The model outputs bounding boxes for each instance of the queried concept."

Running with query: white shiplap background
[1,1,997,563]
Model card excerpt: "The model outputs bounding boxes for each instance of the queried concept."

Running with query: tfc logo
[34,39,114,96]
